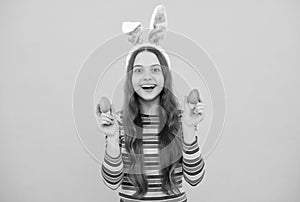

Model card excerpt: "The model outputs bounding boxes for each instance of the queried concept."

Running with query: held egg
[187,89,201,104]
[99,96,111,113]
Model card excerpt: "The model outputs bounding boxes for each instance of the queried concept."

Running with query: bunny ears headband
[122,5,171,70]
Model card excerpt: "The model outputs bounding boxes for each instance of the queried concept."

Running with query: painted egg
[187,89,201,104]
[99,96,111,113]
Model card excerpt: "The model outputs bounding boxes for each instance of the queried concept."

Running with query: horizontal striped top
[101,111,205,202]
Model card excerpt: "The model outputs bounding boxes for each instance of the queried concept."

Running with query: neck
[138,96,160,115]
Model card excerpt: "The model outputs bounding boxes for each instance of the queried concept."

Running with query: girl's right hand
[96,104,119,137]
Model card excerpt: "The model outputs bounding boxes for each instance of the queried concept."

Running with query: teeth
[141,84,156,88]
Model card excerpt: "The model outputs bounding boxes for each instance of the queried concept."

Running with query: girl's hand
[182,96,205,128]
[96,104,119,137]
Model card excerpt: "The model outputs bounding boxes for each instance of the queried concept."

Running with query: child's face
[131,51,164,102]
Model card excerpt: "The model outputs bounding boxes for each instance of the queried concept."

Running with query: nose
[143,68,152,80]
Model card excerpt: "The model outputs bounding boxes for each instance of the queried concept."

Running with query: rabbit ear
[148,5,168,45]
[122,22,144,45]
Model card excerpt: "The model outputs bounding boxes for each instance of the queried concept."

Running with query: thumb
[183,95,189,111]
[184,95,188,103]
[111,104,116,117]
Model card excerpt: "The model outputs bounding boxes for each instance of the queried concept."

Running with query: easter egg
[187,89,201,104]
[99,96,111,113]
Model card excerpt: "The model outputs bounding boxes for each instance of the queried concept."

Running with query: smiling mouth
[140,84,157,91]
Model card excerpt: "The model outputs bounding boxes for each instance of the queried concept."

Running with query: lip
[142,88,155,93]
[140,84,157,92]
[140,83,157,86]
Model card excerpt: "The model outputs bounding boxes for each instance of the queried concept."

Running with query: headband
[122,5,171,70]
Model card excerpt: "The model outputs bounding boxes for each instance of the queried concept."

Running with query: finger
[191,104,200,111]
[111,104,115,113]
[101,117,114,124]
[100,119,112,125]
[96,104,101,116]
[193,108,204,114]
[195,102,205,107]
[192,109,198,115]
[183,95,190,112]
[96,111,101,117]
[101,116,113,122]
[196,106,204,113]
[195,106,204,112]
[185,95,189,104]
[101,112,114,120]
[195,103,205,109]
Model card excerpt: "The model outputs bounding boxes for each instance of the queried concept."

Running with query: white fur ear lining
[122,22,141,34]
[122,22,144,45]
[122,5,171,70]
[148,5,167,45]
[149,5,167,29]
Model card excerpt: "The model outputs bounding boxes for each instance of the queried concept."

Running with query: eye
[133,67,143,73]
[152,65,161,73]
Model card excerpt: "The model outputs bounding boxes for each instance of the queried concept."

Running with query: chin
[136,91,161,102]
[139,94,160,101]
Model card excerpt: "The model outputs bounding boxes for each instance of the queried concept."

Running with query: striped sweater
[101,111,206,202]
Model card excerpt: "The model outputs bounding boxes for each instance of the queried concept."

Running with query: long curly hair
[122,46,183,198]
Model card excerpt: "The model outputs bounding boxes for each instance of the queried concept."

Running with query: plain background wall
[1,0,300,201]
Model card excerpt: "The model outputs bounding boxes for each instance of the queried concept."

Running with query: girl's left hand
[182,96,205,128]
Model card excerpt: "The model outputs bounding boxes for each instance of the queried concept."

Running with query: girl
[97,45,206,202]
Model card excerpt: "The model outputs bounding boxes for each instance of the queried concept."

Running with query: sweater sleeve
[100,111,124,190]
[182,136,206,186]
[178,109,206,186]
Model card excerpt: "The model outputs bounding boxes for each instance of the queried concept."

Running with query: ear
[122,22,144,45]
[148,5,168,45]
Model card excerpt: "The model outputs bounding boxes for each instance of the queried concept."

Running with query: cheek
[157,75,164,86]
[131,76,139,90]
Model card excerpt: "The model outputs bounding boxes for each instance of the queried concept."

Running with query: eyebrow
[133,64,160,68]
